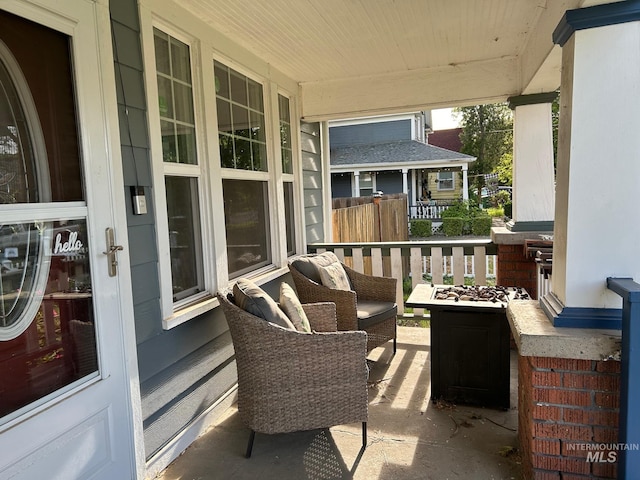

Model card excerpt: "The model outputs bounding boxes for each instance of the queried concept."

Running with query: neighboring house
[428,127,464,152]
[329,114,475,211]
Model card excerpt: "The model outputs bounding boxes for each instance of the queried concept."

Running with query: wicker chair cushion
[233,278,295,330]
[356,300,398,329]
[290,251,342,284]
[317,262,351,291]
[279,282,311,333]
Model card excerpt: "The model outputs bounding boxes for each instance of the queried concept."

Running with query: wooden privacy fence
[332,194,408,243]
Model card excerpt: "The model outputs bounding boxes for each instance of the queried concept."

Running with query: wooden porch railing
[408,200,457,220]
[307,239,498,317]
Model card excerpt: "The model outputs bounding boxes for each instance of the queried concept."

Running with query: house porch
[156,325,522,480]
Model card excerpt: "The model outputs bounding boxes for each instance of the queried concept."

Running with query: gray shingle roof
[330,140,475,167]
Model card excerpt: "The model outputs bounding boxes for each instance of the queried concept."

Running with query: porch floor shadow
[156,326,522,480]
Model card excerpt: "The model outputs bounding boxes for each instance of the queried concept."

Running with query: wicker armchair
[289,253,397,353]
[216,292,368,458]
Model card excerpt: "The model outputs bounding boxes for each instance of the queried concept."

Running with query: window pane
[284,182,295,256]
[170,38,191,83]
[216,98,232,134]
[160,120,177,163]
[223,179,270,277]
[234,137,251,170]
[247,78,263,111]
[154,29,197,166]
[157,75,173,118]
[173,83,194,124]
[281,148,292,175]
[251,141,267,172]
[215,61,267,171]
[278,94,289,122]
[232,104,250,139]
[219,133,234,168]
[278,95,293,174]
[250,111,265,142]
[214,62,229,99]
[165,176,203,301]
[229,70,247,105]
[153,30,170,75]
[176,125,197,165]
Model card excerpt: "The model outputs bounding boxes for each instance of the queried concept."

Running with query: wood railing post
[606,277,640,479]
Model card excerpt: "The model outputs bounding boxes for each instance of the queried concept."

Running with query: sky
[431,108,461,130]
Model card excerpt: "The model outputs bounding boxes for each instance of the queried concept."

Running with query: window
[359,172,374,197]
[279,94,296,256]
[214,61,266,171]
[437,171,454,191]
[153,28,204,306]
[215,61,272,277]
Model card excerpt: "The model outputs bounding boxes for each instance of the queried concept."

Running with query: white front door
[0,2,139,479]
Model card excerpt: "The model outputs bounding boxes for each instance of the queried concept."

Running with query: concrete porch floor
[156,326,522,480]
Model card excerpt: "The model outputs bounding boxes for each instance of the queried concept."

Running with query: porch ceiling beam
[299,56,519,122]
[518,0,584,94]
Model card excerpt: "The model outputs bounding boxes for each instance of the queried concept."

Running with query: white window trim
[141,17,217,328]
[141,4,305,328]
[437,171,455,191]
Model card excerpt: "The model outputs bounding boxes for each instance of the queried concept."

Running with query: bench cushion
[357,301,397,329]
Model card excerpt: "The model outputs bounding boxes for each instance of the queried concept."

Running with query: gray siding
[376,171,403,194]
[301,121,324,244]
[331,173,352,198]
[110,0,236,460]
[330,120,411,148]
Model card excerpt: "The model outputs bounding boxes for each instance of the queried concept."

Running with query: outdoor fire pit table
[406,284,529,410]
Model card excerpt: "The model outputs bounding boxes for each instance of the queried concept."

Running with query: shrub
[442,217,464,236]
[486,207,504,217]
[410,219,432,237]
[471,215,492,236]
[504,202,512,218]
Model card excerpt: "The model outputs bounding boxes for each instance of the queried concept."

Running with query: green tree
[455,103,513,196]
[495,152,513,185]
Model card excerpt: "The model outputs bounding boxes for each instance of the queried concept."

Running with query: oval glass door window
[0,41,51,340]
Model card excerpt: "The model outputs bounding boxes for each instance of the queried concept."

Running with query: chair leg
[393,336,397,355]
[245,430,256,458]
[362,422,367,449]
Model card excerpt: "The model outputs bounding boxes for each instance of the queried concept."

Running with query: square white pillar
[543,6,640,328]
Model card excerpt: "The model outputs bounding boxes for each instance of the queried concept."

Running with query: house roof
[428,128,464,153]
[330,140,475,172]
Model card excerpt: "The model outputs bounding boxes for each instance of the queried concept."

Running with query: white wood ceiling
[179,0,618,120]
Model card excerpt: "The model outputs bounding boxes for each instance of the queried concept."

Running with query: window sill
[162,294,219,330]
[227,265,290,289]
[161,266,291,330]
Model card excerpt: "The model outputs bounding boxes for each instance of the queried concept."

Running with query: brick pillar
[496,244,538,299]
[518,355,621,480]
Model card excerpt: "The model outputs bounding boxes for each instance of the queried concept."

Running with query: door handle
[103,227,124,277]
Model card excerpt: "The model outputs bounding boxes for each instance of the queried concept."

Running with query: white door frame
[0,0,144,478]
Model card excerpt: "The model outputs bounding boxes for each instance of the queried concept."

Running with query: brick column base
[497,244,538,299]
[518,355,621,479]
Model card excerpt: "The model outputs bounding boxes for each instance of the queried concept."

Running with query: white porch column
[541,4,640,328]
[353,170,360,197]
[506,93,556,232]
[401,168,408,196]
[461,164,469,201]
[410,169,417,206]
